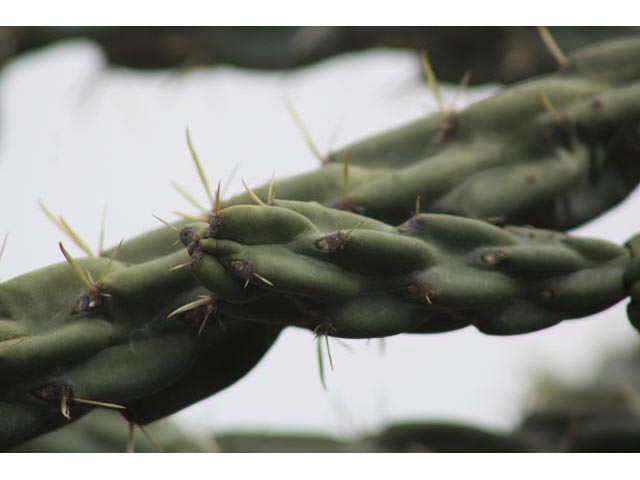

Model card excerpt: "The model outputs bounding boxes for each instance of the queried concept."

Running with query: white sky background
[0,39,638,437]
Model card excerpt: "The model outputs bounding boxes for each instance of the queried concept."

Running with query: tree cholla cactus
[1,32,640,452]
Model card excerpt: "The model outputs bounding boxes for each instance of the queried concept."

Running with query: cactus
[182,198,630,338]
[321,36,640,229]
[517,347,640,452]
[102,35,640,252]
[16,347,640,453]
[12,408,528,453]
[3,33,640,452]
[2,27,637,83]
[0,246,281,449]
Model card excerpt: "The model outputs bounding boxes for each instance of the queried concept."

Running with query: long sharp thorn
[59,242,93,289]
[537,26,569,67]
[253,272,274,287]
[98,206,107,257]
[39,200,61,228]
[198,308,212,337]
[241,178,266,206]
[425,292,432,305]
[415,195,421,216]
[172,181,208,213]
[420,51,444,115]
[139,424,164,453]
[172,211,205,222]
[168,297,210,319]
[186,128,214,206]
[0,232,8,265]
[284,97,325,164]
[214,181,222,215]
[326,122,342,157]
[335,338,355,352]
[267,173,276,205]
[98,239,123,284]
[58,217,94,258]
[540,93,569,129]
[40,200,94,257]
[317,336,327,390]
[152,214,181,232]
[72,397,126,410]
[127,422,135,453]
[325,335,334,371]
[169,261,191,272]
[221,164,240,198]
[450,71,471,112]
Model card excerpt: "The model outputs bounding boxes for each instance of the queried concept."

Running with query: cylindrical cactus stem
[0,245,281,450]
[99,36,640,269]
[182,199,630,338]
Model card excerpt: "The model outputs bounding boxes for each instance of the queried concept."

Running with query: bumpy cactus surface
[3,34,640,452]
[322,36,640,229]
[16,347,640,453]
[105,35,640,253]
[0,249,281,449]
[183,199,630,337]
